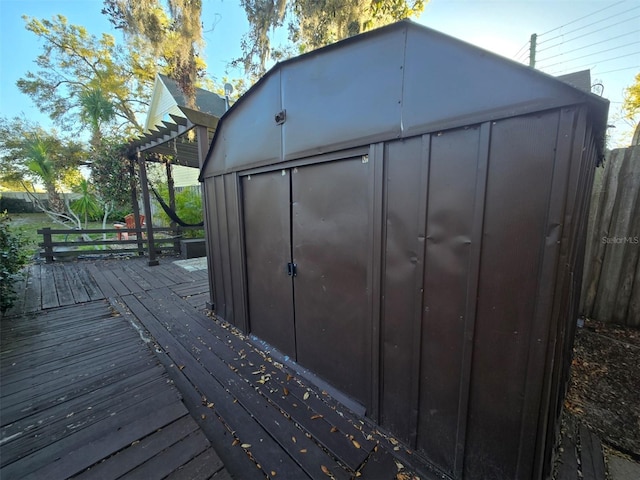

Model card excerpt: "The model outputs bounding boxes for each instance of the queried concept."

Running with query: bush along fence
[581,143,640,327]
[38,225,204,263]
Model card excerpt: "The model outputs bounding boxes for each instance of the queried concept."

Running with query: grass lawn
[6,213,107,258]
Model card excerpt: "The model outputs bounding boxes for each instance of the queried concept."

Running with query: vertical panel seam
[410,134,431,449]
[370,143,385,422]
[454,121,491,478]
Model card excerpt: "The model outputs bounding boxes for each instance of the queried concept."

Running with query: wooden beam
[137,152,158,266]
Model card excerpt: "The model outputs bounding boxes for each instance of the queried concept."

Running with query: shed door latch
[286,262,297,277]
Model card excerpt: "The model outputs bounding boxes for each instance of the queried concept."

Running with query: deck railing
[38,226,204,263]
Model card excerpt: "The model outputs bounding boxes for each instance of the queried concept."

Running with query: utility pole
[529,33,537,68]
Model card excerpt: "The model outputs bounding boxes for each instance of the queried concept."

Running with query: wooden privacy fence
[38,226,204,263]
[581,144,640,327]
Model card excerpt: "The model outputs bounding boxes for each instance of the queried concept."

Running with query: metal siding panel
[215,175,235,323]
[208,177,226,319]
[201,181,217,310]
[282,31,404,161]
[402,28,585,137]
[380,137,424,443]
[454,122,491,478]
[293,158,372,407]
[517,108,576,480]
[464,112,560,480]
[418,126,482,475]
[225,174,249,333]
[242,170,296,357]
[215,71,282,174]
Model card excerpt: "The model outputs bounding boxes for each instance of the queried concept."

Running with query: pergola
[126,106,220,265]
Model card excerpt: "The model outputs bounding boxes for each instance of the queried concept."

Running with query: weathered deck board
[23,264,43,313]
[120,292,307,479]
[52,264,76,306]
[86,263,118,298]
[2,256,437,479]
[0,291,228,480]
[143,287,373,471]
[110,295,267,480]
[2,350,156,425]
[65,263,92,304]
[40,264,59,309]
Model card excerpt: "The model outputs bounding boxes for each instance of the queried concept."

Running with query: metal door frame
[238,145,384,416]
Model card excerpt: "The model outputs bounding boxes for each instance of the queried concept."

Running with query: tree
[623,72,640,119]
[237,0,426,76]
[622,72,640,144]
[79,88,117,148]
[17,15,149,136]
[102,0,206,109]
[0,116,88,224]
[90,139,135,230]
[71,179,102,229]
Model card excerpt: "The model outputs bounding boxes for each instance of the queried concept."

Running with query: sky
[0,0,639,147]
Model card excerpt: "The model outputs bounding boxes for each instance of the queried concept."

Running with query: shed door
[243,157,372,408]
[243,169,296,358]
[292,158,371,406]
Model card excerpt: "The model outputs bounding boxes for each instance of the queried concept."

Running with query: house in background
[126,74,226,263]
[144,74,227,190]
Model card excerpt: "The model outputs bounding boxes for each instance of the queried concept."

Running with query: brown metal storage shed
[199,20,608,480]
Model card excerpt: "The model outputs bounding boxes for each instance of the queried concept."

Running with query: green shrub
[154,185,204,238]
[0,212,29,313]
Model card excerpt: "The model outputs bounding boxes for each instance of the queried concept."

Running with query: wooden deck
[1,258,227,480]
[2,256,449,479]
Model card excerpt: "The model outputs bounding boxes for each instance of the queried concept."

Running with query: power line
[536,30,638,63]
[538,3,639,45]
[512,40,530,60]
[548,52,640,76]
[596,65,640,75]
[537,15,640,53]
[537,0,628,37]
[538,40,640,70]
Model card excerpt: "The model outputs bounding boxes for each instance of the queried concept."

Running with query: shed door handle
[286,263,297,277]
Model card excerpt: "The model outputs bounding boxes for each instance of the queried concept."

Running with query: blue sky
[1,0,638,146]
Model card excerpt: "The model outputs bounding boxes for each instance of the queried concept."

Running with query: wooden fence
[581,144,640,327]
[38,226,204,264]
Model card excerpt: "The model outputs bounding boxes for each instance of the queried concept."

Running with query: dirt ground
[565,318,640,459]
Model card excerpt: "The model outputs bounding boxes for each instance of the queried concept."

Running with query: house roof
[130,75,227,169]
[200,19,609,179]
[157,74,227,118]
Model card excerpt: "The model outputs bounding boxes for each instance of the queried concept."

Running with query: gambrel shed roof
[201,19,608,179]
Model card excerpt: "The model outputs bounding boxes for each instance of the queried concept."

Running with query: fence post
[41,228,54,263]
[174,225,182,255]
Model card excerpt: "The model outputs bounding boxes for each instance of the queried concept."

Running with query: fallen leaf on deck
[241,443,251,448]
[352,439,361,448]
[311,414,323,420]
[303,392,310,400]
